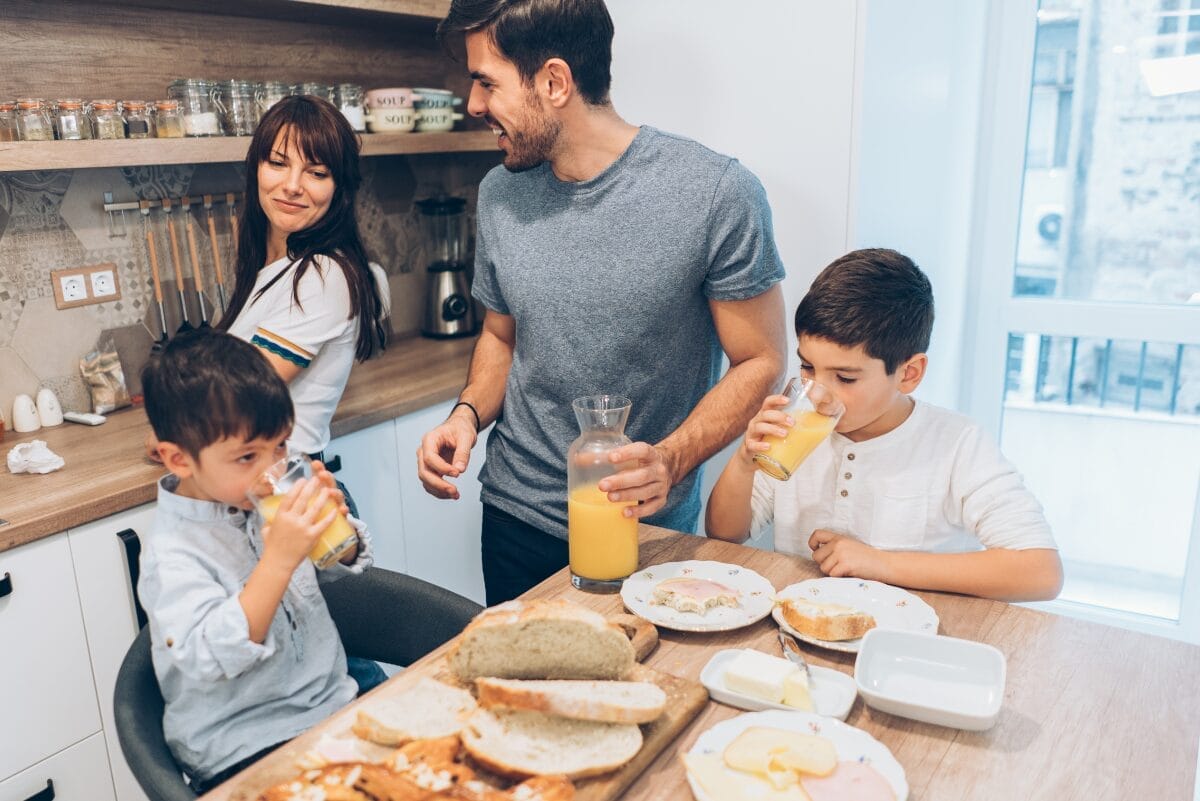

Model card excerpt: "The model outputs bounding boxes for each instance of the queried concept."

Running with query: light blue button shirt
[139,474,373,782]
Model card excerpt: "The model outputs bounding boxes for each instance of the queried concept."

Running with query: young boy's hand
[261,478,338,570]
[808,529,891,581]
[738,394,795,465]
[310,459,351,517]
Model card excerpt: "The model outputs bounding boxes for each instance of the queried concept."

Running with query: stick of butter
[723,649,798,704]
[783,670,814,711]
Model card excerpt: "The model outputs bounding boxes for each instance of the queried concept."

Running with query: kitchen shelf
[0,130,497,172]
[82,0,450,24]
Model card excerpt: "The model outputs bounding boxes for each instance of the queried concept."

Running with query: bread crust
[474,678,666,724]
[460,709,642,780]
[779,598,876,641]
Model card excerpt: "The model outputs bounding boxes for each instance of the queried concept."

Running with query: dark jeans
[481,503,568,606]
[190,742,283,794]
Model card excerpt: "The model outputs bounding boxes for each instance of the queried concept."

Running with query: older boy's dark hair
[438,0,614,105]
[141,330,294,459]
[794,248,935,375]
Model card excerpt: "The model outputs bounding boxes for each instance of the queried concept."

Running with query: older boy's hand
[310,459,350,517]
[809,529,890,581]
[739,394,794,465]
[261,478,337,570]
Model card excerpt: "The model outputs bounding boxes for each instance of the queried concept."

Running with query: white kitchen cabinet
[393,401,487,605]
[0,732,115,801]
[68,504,156,801]
[327,420,406,573]
[0,534,104,783]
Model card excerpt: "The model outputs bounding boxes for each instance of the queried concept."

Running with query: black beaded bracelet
[452,400,481,432]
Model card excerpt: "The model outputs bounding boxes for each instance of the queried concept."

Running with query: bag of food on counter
[80,336,131,414]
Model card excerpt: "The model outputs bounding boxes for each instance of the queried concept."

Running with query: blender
[416,195,478,338]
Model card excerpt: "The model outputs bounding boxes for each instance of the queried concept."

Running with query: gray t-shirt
[472,125,784,538]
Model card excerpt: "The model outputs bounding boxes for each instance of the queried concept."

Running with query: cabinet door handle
[0,571,11,599]
[24,779,55,801]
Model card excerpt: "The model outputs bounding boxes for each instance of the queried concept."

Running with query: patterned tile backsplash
[0,154,494,423]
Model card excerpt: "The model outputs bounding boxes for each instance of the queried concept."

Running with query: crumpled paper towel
[7,440,66,474]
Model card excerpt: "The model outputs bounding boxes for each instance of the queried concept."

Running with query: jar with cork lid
[153,99,185,138]
[0,101,18,142]
[53,98,92,140]
[90,99,125,140]
[121,100,154,139]
[16,98,54,141]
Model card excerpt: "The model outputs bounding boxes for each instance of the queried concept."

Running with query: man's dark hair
[438,0,615,105]
[794,248,935,375]
[142,330,294,459]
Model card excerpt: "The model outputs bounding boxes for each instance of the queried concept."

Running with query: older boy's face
[186,432,290,510]
[797,336,921,442]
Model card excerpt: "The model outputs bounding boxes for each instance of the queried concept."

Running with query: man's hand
[597,442,677,519]
[808,529,891,581]
[416,412,478,500]
[261,479,337,570]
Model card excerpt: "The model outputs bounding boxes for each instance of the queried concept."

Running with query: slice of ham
[655,577,740,601]
[799,760,896,801]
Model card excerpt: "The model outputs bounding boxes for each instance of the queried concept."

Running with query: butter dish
[854,628,1006,730]
[699,648,857,720]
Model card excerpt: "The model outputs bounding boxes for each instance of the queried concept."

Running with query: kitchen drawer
[0,534,102,781]
[0,731,115,801]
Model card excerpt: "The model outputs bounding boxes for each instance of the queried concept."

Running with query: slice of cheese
[724,727,838,779]
[682,753,811,801]
[723,650,798,704]
[782,670,814,712]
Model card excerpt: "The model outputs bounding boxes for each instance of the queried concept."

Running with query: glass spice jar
[153,99,185,138]
[54,98,92,140]
[259,81,291,114]
[120,100,154,139]
[0,101,18,143]
[167,79,221,137]
[90,99,125,140]
[15,98,53,141]
[335,83,365,131]
[215,79,259,136]
[293,82,333,101]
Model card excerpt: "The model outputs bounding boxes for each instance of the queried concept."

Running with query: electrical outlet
[90,269,117,298]
[59,274,87,302]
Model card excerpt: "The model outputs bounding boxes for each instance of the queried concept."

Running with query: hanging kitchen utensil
[204,194,228,314]
[162,197,193,334]
[142,201,169,352]
[226,191,239,259]
[181,196,210,328]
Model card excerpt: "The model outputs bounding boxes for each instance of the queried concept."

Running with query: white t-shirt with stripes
[227,254,357,455]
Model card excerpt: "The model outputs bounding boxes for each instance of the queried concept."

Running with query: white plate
[686,709,908,801]
[772,577,939,653]
[699,649,857,720]
[621,561,776,632]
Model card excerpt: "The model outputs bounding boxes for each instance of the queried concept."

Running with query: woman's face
[257,126,335,239]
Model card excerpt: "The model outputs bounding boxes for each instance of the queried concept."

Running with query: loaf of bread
[461,708,643,780]
[778,598,876,642]
[351,677,477,746]
[448,600,635,682]
[474,677,666,724]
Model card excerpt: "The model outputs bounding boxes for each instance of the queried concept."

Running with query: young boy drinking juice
[138,330,378,792]
[706,249,1063,602]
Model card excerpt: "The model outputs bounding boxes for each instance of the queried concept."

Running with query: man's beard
[501,100,562,173]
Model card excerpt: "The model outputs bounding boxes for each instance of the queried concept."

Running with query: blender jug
[416,195,478,338]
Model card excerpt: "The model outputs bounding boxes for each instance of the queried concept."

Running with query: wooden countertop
[207,526,1200,801]
[0,334,475,553]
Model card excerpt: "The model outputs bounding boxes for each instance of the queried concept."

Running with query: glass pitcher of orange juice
[567,394,638,593]
[753,377,842,481]
[249,453,358,569]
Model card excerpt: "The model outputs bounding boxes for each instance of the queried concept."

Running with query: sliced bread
[461,708,643,780]
[351,677,477,746]
[448,599,635,682]
[778,598,876,642]
[474,677,666,724]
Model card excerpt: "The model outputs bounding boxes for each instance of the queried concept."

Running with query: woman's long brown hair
[217,95,386,361]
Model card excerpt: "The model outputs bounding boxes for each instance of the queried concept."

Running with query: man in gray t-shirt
[419,0,787,605]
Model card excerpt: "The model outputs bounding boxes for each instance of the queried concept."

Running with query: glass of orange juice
[753,377,841,481]
[248,453,357,569]
[567,394,639,593]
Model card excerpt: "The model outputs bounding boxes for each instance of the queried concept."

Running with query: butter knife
[778,629,812,681]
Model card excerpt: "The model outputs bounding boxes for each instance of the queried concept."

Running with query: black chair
[113,567,483,800]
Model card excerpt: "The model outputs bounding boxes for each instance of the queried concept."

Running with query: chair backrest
[113,566,482,799]
[113,626,197,800]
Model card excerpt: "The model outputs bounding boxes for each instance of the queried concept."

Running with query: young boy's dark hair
[142,330,294,458]
[794,248,935,375]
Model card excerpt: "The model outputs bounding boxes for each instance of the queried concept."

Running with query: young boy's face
[797,335,926,442]
[161,431,290,510]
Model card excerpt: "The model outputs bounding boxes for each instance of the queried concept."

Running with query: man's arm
[602,285,787,517]
[416,309,515,499]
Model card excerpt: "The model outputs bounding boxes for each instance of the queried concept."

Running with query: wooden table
[208,526,1200,801]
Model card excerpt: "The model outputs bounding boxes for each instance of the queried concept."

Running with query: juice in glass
[568,484,638,582]
[753,378,841,481]
[256,493,358,569]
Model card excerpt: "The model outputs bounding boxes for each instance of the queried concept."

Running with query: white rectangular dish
[854,628,1005,730]
[699,648,857,720]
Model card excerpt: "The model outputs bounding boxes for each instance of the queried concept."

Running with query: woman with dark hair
[217,94,387,463]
